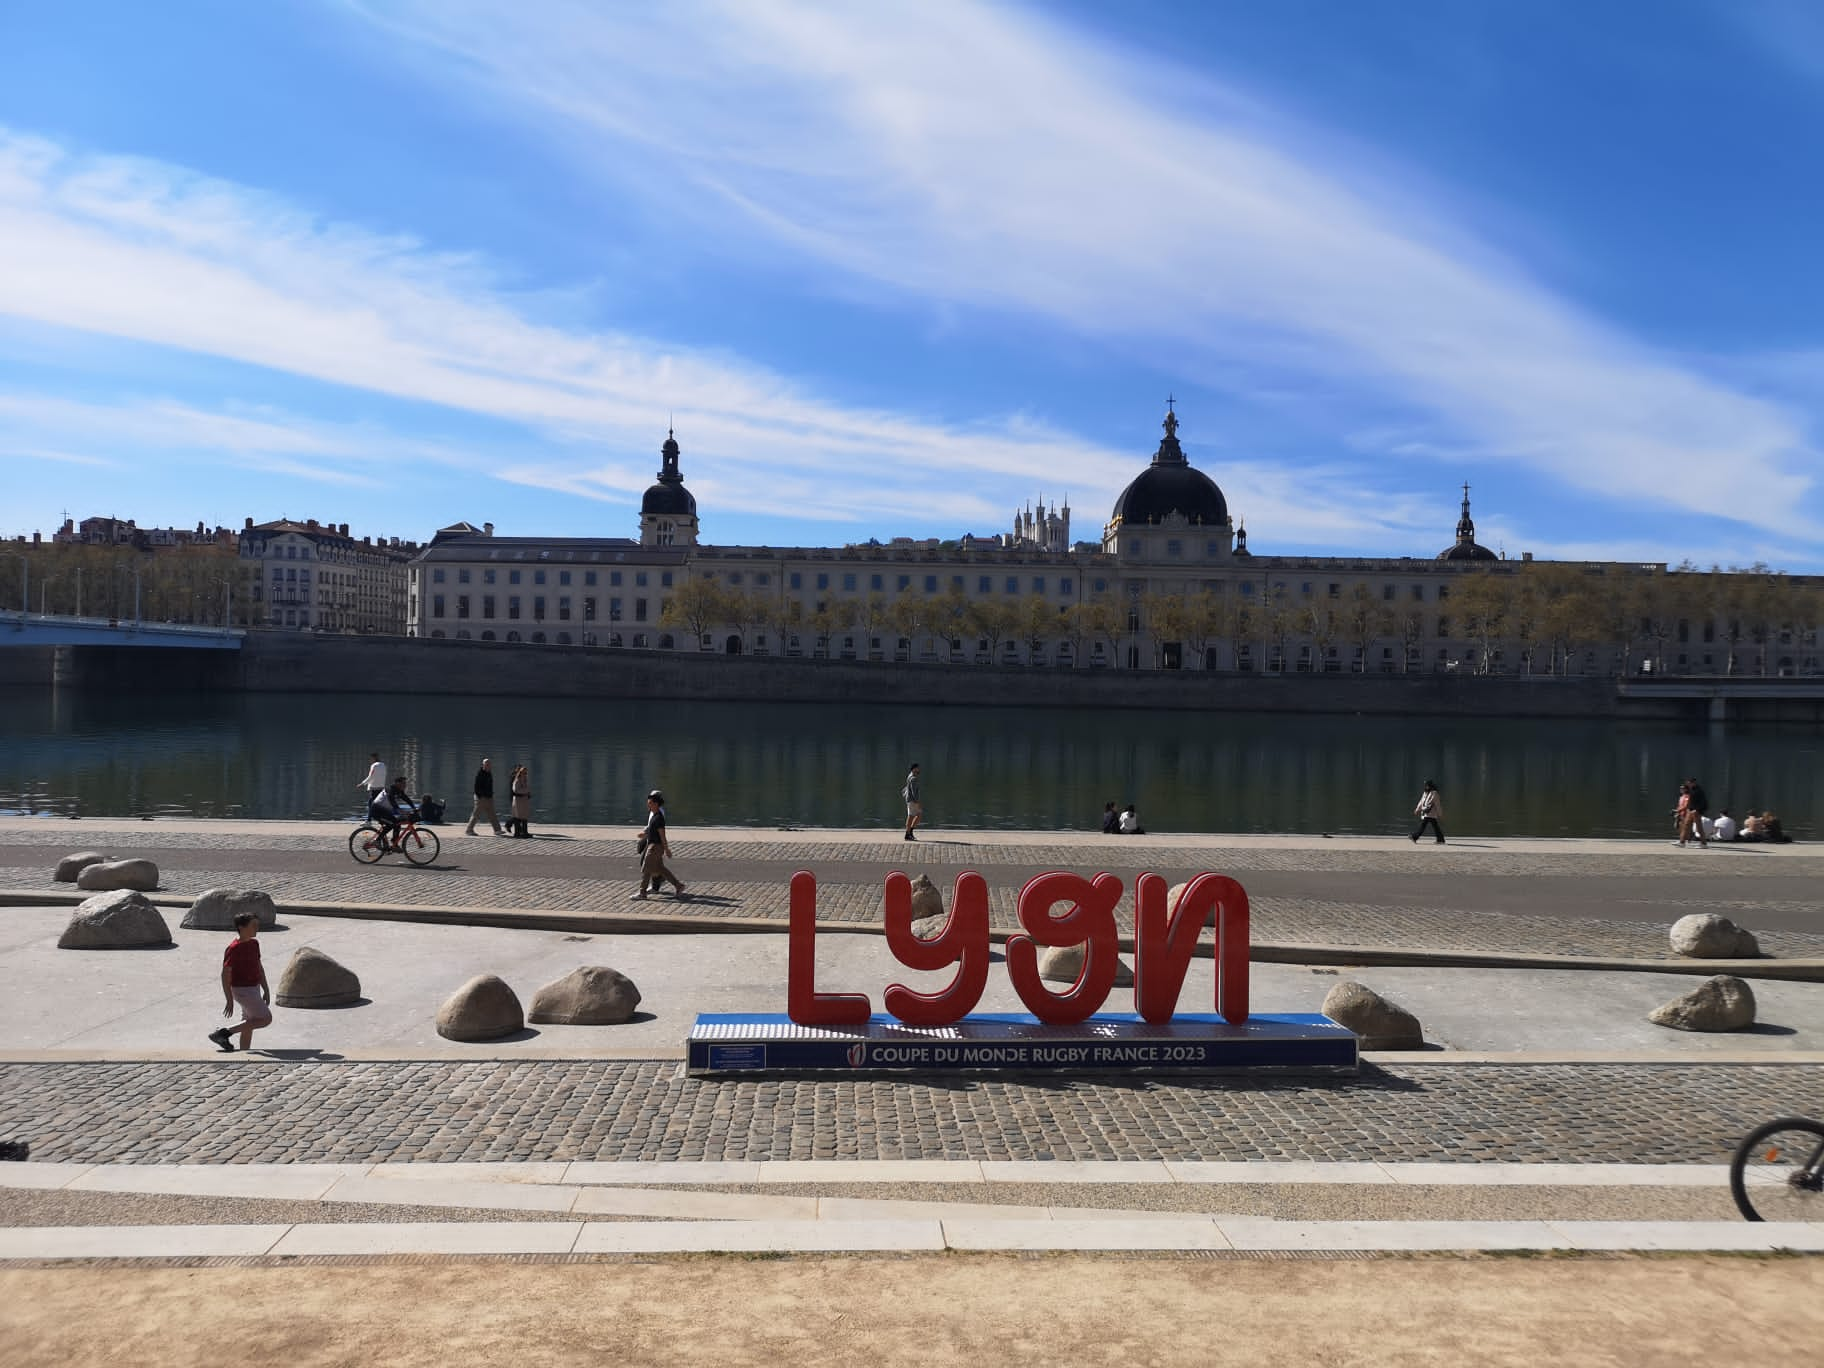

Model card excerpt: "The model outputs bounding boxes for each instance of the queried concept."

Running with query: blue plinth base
[685,1012,1357,1075]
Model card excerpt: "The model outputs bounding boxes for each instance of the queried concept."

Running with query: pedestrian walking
[466,757,502,836]
[207,912,272,1053]
[1683,776,1710,848]
[902,763,922,841]
[1410,780,1445,844]
[509,763,532,838]
[357,752,386,810]
[635,791,686,900]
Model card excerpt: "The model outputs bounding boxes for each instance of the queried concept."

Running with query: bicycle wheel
[400,826,441,866]
[348,824,387,865]
[1730,1117,1824,1221]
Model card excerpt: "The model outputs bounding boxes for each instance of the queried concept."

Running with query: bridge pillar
[51,646,75,689]
[1707,694,1727,724]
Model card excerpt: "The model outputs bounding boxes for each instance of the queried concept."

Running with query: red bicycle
[348,816,441,866]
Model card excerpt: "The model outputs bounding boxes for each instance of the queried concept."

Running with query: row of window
[430,567,673,589]
[426,595,646,623]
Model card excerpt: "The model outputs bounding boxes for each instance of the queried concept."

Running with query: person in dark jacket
[465,757,502,836]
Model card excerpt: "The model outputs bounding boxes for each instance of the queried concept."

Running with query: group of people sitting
[1675,777,1790,846]
[1101,801,1144,835]
[1708,809,1790,844]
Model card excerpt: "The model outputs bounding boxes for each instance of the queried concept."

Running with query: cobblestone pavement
[3,1060,1816,1166]
[6,827,1822,959]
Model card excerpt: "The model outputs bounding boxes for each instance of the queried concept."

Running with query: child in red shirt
[208,912,272,1052]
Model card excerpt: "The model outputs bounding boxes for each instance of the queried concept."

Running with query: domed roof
[641,430,696,518]
[1438,540,1497,562]
[1436,483,1496,561]
[1110,409,1228,528]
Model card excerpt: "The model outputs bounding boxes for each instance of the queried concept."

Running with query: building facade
[239,518,416,634]
[407,409,1823,677]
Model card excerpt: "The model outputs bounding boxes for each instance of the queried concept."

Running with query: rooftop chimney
[484,522,494,536]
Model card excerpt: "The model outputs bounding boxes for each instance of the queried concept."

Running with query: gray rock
[908,874,944,922]
[182,887,278,931]
[1036,941,1134,987]
[74,858,160,892]
[436,974,525,1041]
[1669,914,1760,960]
[53,851,107,883]
[1649,975,1757,1032]
[275,947,362,1008]
[57,889,173,949]
[1322,980,1424,1050]
[528,966,642,1025]
[909,914,948,941]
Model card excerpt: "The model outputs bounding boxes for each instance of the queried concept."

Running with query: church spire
[1455,481,1476,544]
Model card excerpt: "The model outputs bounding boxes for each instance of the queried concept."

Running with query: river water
[2,687,1818,838]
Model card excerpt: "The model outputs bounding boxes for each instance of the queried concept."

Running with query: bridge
[1618,676,1824,721]
[0,612,244,650]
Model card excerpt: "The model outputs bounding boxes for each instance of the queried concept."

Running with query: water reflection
[0,687,1817,837]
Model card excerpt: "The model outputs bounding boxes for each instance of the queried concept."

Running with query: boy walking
[208,912,272,1053]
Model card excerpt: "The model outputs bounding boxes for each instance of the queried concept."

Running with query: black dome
[641,482,696,517]
[1110,409,1228,528]
[1437,541,1496,562]
[1112,464,1229,527]
[641,429,696,518]
[1436,483,1494,560]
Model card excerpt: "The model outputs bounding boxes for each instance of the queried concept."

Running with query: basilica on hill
[405,405,1816,678]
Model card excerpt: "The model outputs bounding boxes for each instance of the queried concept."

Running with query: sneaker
[904,831,916,841]
[208,1028,234,1052]
[632,891,648,901]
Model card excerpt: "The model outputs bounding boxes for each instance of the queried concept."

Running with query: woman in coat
[509,764,532,838]
[1409,780,1444,844]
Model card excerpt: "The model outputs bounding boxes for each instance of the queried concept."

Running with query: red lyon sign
[787,870,1250,1029]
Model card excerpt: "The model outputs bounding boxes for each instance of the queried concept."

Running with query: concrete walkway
[4,1160,1817,1256]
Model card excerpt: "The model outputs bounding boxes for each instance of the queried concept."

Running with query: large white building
[407,409,1821,677]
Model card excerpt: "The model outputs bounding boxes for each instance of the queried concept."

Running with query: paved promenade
[5,817,1823,958]
[2,817,1821,1267]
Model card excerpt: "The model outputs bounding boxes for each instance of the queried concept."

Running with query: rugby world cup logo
[846,1043,867,1067]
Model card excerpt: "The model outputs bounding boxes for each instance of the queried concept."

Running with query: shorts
[232,984,272,1025]
[906,801,923,818]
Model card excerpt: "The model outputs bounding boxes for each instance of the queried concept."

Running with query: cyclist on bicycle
[369,777,418,850]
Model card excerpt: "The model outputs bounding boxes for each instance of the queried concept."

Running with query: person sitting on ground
[1712,809,1738,843]
[1740,811,1764,842]
[1101,801,1119,834]
[1118,803,1144,835]
[1763,812,1791,844]
[370,777,417,849]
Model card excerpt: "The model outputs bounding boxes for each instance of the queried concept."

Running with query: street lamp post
[0,554,26,625]
[113,564,142,626]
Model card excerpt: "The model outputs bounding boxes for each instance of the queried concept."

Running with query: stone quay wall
[6,634,1768,719]
[247,633,1633,718]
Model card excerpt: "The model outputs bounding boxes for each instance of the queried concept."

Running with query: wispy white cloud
[0,124,1426,548]
[351,0,1823,546]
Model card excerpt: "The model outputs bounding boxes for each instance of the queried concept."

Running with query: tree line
[0,542,249,626]
[659,562,1824,675]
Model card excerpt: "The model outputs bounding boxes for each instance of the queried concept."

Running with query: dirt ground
[2,1255,1820,1367]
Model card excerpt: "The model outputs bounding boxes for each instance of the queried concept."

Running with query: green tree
[658,575,728,648]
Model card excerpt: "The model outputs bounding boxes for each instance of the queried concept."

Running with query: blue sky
[2,0,1821,569]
